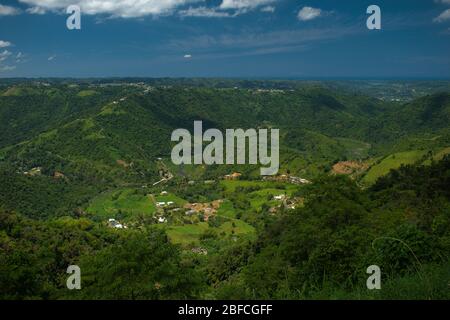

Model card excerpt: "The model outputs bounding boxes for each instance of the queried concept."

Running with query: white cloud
[434,9,450,22]
[26,7,47,15]
[297,7,322,21]
[167,24,359,58]
[48,55,56,61]
[0,50,12,62]
[184,54,192,58]
[0,40,12,48]
[18,0,280,19]
[180,7,233,18]
[261,6,275,13]
[15,52,27,63]
[19,0,204,18]
[220,0,276,11]
[182,1,277,18]
[435,0,450,4]
[0,65,16,72]
[0,4,21,15]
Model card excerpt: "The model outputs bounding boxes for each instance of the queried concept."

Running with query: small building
[290,176,311,184]
[108,218,126,229]
[24,167,42,176]
[157,216,167,223]
[54,171,65,179]
[269,207,279,214]
[224,172,242,180]
[185,209,196,216]
[191,247,208,255]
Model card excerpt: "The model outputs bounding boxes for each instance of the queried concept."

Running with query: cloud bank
[19,0,204,18]
[19,0,278,18]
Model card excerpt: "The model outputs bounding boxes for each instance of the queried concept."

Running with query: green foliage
[0,211,202,300]
[68,230,202,299]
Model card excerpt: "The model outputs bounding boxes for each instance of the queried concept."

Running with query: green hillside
[361,150,428,185]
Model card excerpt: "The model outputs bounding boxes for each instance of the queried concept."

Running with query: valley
[0,79,449,300]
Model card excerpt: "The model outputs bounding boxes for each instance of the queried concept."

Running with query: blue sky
[0,0,449,78]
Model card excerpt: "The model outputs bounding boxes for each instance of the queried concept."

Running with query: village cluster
[105,171,311,233]
[152,190,223,226]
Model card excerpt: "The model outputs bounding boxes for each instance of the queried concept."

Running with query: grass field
[220,180,273,192]
[77,90,98,97]
[218,220,256,236]
[163,223,210,245]
[155,193,187,206]
[248,188,287,211]
[162,218,256,246]
[221,180,300,212]
[424,147,450,164]
[362,150,427,185]
[217,200,236,218]
[220,180,295,193]
[86,188,155,220]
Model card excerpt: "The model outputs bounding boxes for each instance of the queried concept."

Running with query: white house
[185,209,196,216]
[108,218,126,229]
